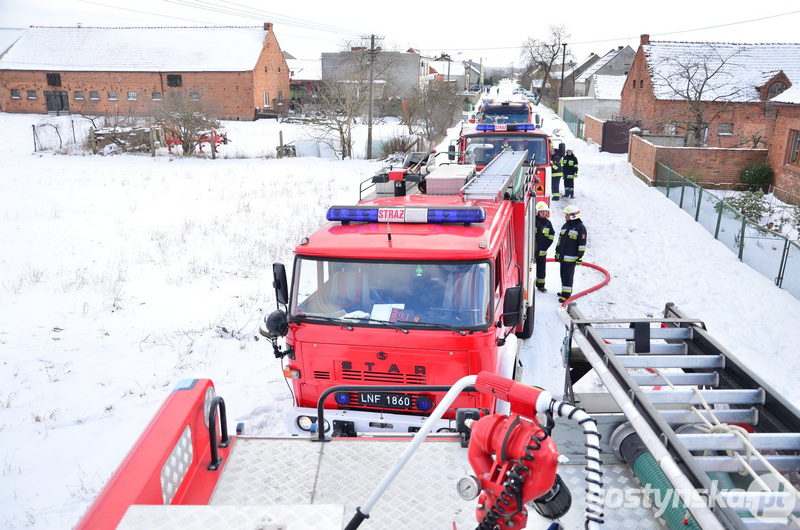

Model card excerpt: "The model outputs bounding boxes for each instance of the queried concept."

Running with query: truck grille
[340,369,427,384]
[313,371,331,380]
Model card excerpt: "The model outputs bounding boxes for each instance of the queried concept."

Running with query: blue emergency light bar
[326,206,486,224]
[475,123,536,132]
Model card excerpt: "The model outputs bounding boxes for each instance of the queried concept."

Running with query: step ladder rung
[678,433,800,452]
[642,388,765,406]
[631,372,718,386]
[618,355,724,369]
[606,343,688,355]
[658,408,757,425]
[696,454,800,474]
[596,327,693,340]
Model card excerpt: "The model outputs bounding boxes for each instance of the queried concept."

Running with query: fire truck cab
[265,151,537,437]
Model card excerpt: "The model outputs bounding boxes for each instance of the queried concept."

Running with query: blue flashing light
[327,206,486,224]
[475,123,535,132]
[334,392,351,405]
[516,123,535,131]
[475,124,493,131]
[327,207,378,222]
[427,207,486,224]
[415,395,434,412]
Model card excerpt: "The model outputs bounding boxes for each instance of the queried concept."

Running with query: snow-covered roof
[0,28,25,57]
[644,41,800,102]
[772,84,800,105]
[430,60,466,77]
[0,26,270,72]
[577,48,623,82]
[592,75,626,99]
[286,59,321,81]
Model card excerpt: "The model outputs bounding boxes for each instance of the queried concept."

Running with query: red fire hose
[545,258,610,307]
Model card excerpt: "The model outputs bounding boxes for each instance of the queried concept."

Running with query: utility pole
[366,34,377,159]
[560,43,567,97]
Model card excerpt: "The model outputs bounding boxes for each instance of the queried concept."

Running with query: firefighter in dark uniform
[563,149,578,198]
[550,147,563,201]
[554,205,587,302]
[534,201,554,292]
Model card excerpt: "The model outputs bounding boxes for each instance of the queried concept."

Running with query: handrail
[207,395,230,470]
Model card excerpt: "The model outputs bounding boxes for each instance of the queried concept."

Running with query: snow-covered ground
[2,82,800,529]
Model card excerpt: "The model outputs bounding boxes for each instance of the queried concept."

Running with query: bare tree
[650,45,753,147]
[153,93,219,156]
[302,39,401,159]
[520,25,571,106]
[403,80,461,147]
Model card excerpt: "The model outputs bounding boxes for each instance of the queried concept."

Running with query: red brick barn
[0,24,290,121]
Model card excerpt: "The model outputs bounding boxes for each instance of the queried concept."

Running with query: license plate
[358,392,413,410]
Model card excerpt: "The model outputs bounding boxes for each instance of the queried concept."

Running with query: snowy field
[2,86,800,528]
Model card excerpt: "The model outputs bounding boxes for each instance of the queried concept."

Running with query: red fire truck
[451,103,562,205]
[263,150,537,437]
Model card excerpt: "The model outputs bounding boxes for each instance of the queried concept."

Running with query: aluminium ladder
[560,302,800,530]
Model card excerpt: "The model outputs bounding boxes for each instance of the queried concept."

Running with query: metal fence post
[777,239,790,287]
[714,200,723,239]
[679,178,686,208]
[695,187,703,221]
[666,167,672,198]
[738,217,746,260]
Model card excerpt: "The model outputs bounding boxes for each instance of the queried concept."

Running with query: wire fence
[655,163,800,300]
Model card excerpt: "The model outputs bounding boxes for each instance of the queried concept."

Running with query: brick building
[0,24,290,121]
[621,35,800,149]
[767,86,800,199]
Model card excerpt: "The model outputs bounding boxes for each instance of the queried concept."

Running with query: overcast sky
[1,0,799,67]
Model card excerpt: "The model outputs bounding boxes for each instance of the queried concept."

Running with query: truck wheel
[515,304,534,339]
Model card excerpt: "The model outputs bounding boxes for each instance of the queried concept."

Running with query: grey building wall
[559,96,622,121]
[321,50,425,99]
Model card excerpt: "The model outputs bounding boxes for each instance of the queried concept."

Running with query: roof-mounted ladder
[560,302,800,530]
[461,150,528,201]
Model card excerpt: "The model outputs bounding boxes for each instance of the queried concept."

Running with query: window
[278,67,281,73]
[639,80,644,89]
[74,91,84,100]
[167,74,182,87]
[152,92,162,101]
[665,123,676,135]
[263,91,270,106]
[90,91,100,101]
[189,92,200,101]
[277,90,283,104]
[27,90,37,99]
[108,91,118,101]
[264,67,268,73]
[788,130,800,167]
[46,73,62,86]
[631,79,636,90]
[10,89,20,99]
[127,91,137,101]
[718,123,733,136]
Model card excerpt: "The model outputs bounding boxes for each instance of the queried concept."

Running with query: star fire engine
[262,150,538,437]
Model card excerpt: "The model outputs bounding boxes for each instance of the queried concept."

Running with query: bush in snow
[722,191,771,223]
[739,162,773,192]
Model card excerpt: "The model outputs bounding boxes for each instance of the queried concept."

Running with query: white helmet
[564,205,581,220]
[536,201,549,212]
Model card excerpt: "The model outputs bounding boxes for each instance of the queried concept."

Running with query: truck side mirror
[448,144,456,161]
[501,286,523,328]
[273,263,289,305]
[558,143,566,158]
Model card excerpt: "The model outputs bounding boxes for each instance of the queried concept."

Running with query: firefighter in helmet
[534,201,554,292]
[554,204,587,302]
[563,148,578,198]
[550,147,563,201]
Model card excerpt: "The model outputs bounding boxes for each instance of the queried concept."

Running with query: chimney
[641,34,650,46]
[264,23,273,31]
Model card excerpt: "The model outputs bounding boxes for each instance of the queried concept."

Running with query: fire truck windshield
[291,258,491,329]
[480,110,530,125]
[464,135,547,167]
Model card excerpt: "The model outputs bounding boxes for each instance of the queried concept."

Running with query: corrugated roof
[644,41,800,102]
[0,26,269,72]
[592,75,626,100]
